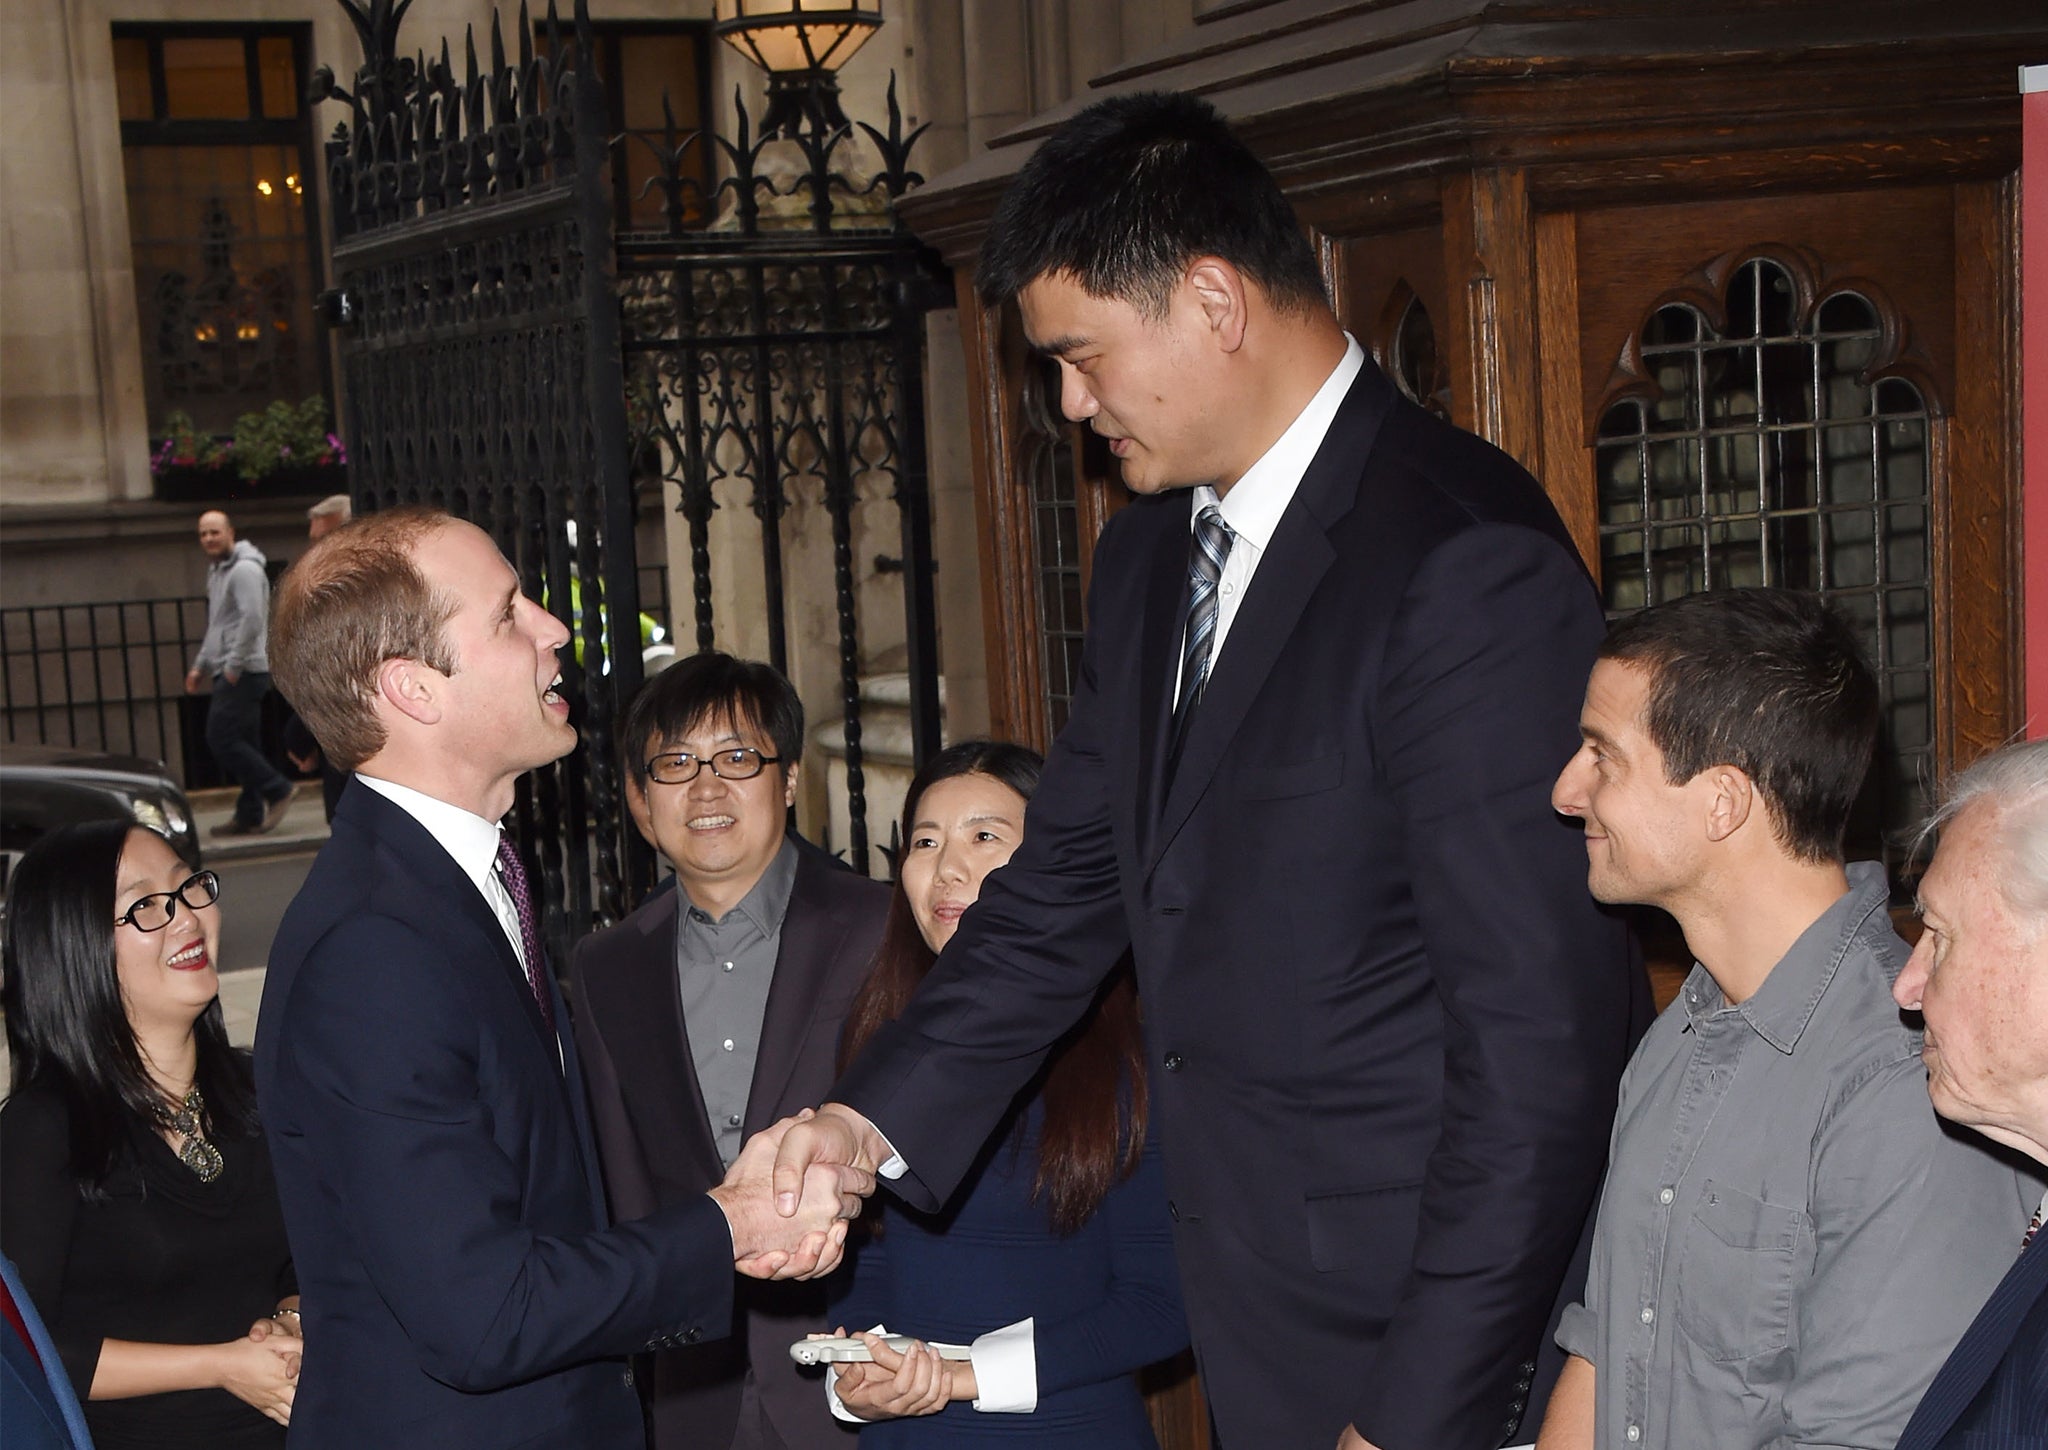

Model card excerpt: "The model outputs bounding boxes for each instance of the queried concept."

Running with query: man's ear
[375,656,442,728]
[625,774,659,852]
[782,759,803,809]
[1703,765,1755,844]
[1185,257,1248,353]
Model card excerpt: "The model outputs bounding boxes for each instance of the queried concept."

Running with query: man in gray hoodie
[186,509,295,835]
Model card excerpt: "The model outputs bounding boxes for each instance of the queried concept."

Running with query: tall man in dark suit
[1894,738,2048,1449]
[574,653,890,1450]
[258,507,865,1450]
[768,93,1644,1450]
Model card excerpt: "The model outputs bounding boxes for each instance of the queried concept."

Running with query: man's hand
[223,666,241,686]
[184,668,204,695]
[709,1111,872,1281]
[1337,1428,1382,1450]
[771,1101,888,1218]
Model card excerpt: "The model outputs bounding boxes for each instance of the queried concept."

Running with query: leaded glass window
[1021,358,1085,739]
[1595,256,1932,865]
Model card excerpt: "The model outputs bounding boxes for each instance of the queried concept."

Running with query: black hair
[621,650,805,785]
[2,821,256,1195]
[1599,589,1879,863]
[974,90,1329,319]
[842,740,1149,1234]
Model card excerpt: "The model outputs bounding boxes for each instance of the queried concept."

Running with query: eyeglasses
[115,870,221,932]
[644,748,781,786]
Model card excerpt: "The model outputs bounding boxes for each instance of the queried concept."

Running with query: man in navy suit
[1894,738,2048,1448]
[768,93,1645,1450]
[258,506,866,1449]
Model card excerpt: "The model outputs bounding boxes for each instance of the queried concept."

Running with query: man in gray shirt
[1537,589,2037,1450]
[184,508,295,835]
[573,652,889,1450]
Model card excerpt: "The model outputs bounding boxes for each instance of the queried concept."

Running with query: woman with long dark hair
[0,820,300,1448]
[824,741,1187,1444]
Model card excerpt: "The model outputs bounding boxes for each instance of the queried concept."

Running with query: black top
[0,1062,296,1449]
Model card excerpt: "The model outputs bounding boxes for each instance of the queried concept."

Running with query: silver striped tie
[1173,505,1235,738]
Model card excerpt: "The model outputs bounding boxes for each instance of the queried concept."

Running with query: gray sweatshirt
[193,538,271,677]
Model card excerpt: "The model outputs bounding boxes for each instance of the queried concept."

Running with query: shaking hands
[710,1109,875,1280]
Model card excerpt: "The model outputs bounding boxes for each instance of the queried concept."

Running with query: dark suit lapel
[743,848,852,1136]
[1146,366,1394,874]
[598,893,726,1190]
[353,787,558,1060]
[1136,500,1194,863]
[1906,1237,2048,1446]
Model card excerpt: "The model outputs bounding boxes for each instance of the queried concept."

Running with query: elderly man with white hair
[1894,737,2048,1448]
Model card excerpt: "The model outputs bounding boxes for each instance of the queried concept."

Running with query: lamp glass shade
[713,0,882,76]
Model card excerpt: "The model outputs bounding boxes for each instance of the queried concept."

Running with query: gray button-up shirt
[674,837,798,1170]
[1557,862,2039,1448]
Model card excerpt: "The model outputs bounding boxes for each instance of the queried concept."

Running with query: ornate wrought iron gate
[317,0,949,961]
[615,77,949,875]
[319,0,648,965]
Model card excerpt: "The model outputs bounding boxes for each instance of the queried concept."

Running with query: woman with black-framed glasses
[1,820,299,1448]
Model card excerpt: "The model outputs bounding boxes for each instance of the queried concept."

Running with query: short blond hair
[270,506,458,770]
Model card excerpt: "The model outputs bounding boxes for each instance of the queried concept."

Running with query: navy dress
[836,1100,1187,1445]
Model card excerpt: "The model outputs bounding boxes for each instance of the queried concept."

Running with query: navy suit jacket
[836,360,1645,1449]
[256,782,737,1450]
[573,835,889,1450]
[1,1256,91,1450]
[1898,1233,2048,1449]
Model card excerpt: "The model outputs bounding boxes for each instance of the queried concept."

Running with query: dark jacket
[836,360,1647,1448]
[255,782,736,1449]
[574,833,889,1450]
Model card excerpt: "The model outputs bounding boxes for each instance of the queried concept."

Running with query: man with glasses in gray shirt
[573,653,889,1450]
[1537,589,2038,1450]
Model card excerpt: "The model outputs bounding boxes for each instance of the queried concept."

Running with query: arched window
[1595,255,1933,862]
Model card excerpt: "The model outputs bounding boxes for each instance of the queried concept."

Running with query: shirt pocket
[1672,1180,1806,1361]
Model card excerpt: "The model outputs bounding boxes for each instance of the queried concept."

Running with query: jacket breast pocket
[1236,750,1345,801]
[1673,1180,1807,1361]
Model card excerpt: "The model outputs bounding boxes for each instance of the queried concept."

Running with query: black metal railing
[317,0,650,965]
[617,73,949,876]
[0,565,669,798]
[0,598,208,775]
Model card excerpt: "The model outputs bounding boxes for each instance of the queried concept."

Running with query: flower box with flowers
[151,397,348,502]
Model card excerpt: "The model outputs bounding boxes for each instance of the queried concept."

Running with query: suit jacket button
[623,1367,635,1389]
[684,1328,701,1344]
[1167,1199,1180,1222]
[1163,1052,1183,1072]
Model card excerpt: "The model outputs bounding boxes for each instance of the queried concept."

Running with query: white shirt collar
[1192,334,1366,548]
[354,774,505,898]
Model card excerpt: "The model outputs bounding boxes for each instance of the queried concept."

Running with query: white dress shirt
[1172,335,1366,700]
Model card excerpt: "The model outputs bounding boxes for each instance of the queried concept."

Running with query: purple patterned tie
[495,835,557,1038]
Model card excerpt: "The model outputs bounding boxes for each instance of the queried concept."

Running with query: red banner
[2026,64,2047,736]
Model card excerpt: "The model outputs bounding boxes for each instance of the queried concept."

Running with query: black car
[1,745,202,911]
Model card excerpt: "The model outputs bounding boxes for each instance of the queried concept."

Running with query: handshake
[708,1105,887,1280]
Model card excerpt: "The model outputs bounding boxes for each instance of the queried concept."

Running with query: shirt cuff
[823,1324,891,1423]
[878,1153,907,1179]
[968,1317,1036,1414]
[1555,1301,1597,1361]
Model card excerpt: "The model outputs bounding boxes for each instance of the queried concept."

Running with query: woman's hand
[247,1301,302,1343]
[831,1331,956,1419]
[214,1332,300,1425]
